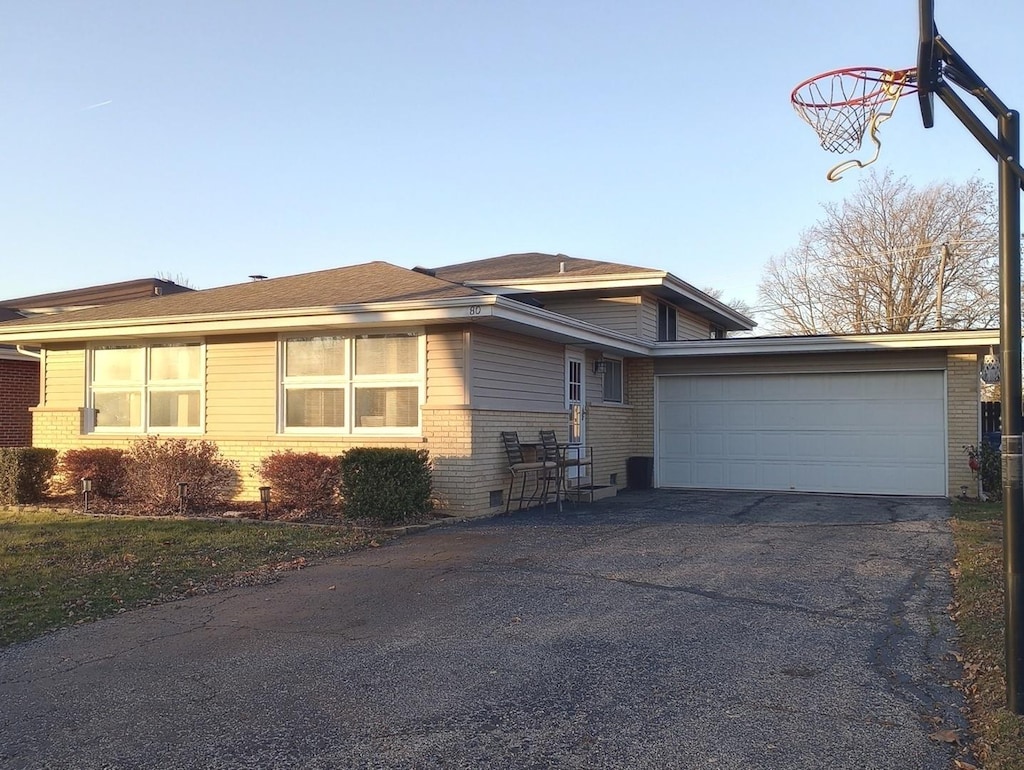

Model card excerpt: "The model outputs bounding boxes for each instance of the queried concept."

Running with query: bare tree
[757,170,999,334]
[702,287,757,337]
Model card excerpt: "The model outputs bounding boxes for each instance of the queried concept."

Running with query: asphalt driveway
[1,490,967,769]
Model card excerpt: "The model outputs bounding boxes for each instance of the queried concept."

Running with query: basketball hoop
[792,67,917,181]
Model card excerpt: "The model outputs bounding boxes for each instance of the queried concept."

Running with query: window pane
[150,345,201,381]
[603,360,623,403]
[355,335,418,376]
[286,337,345,377]
[94,347,143,383]
[286,388,345,428]
[150,390,201,428]
[355,387,418,427]
[94,391,142,428]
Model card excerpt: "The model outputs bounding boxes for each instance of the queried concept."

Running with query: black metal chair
[539,430,594,505]
[501,431,556,513]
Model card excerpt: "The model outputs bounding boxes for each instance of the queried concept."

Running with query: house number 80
[468,305,482,315]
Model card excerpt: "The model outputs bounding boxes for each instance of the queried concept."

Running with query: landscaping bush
[338,448,432,525]
[258,451,340,511]
[966,442,1003,502]
[58,448,127,498]
[124,437,238,514]
[0,448,58,505]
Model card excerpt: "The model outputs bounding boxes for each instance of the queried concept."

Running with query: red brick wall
[0,359,40,447]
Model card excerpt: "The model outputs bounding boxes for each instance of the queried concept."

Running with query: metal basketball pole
[928,31,1024,710]
[998,108,1024,712]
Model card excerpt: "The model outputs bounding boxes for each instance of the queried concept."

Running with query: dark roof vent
[248,274,268,282]
[412,266,437,277]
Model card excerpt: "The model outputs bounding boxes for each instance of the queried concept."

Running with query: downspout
[15,345,41,359]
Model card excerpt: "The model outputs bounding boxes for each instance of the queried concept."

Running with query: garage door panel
[657,371,946,496]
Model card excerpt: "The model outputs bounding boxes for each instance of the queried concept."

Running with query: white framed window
[657,302,677,341]
[280,332,424,434]
[602,357,623,403]
[89,342,203,433]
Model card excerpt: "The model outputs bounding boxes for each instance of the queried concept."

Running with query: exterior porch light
[259,486,271,518]
[593,358,607,375]
[81,477,93,513]
[177,482,189,515]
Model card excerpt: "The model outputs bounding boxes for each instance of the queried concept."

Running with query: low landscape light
[259,486,271,518]
[81,477,93,513]
[177,482,189,515]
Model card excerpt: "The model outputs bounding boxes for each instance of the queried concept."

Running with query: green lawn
[951,500,1024,769]
[0,508,379,647]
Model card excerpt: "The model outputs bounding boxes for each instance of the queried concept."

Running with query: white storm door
[566,353,586,478]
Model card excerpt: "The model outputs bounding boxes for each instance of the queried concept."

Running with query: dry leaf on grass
[928,729,961,744]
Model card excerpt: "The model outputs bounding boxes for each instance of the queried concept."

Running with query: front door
[566,353,586,478]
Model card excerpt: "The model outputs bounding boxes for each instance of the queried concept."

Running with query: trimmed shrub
[966,443,1002,502]
[58,448,127,498]
[258,451,340,511]
[338,448,432,525]
[124,437,238,513]
[0,448,58,505]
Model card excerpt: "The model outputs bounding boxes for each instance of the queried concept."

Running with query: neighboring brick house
[0,279,192,447]
[0,254,993,512]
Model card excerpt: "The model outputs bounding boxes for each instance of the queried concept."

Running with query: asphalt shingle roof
[0,262,484,328]
[430,253,663,283]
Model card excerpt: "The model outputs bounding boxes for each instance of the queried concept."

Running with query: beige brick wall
[947,351,980,497]
[422,406,474,515]
[470,409,567,515]
[627,358,655,457]
[586,404,635,488]
[32,401,566,517]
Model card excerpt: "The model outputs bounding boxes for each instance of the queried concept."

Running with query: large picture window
[281,332,423,433]
[89,343,203,432]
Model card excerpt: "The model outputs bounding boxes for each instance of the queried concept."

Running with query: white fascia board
[0,296,504,344]
[466,273,756,331]
[0,294,652,355]
[489,297,650,355]
[651,329,1000,356]
[462,274,667,294]
[661,275,756,330]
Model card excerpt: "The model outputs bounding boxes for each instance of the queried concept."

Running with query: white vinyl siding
[43,346,85,408]
[657,370,946,495]
[642,296,712,341]
[471,329,564,411]
[541,297,642,336]
[426,329,467,405]
[204,335,277,437]
[676,312,710,340]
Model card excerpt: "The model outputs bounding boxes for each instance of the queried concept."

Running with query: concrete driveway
[1,490,967,769]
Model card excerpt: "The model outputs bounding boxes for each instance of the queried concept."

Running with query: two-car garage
[654,350,953,497]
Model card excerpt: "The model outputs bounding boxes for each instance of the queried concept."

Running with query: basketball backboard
[917,0,937,127]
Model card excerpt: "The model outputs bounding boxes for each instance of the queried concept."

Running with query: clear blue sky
[2,0,1021,319]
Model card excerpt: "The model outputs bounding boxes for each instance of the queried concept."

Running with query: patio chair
[501,431,557,513]
[539,430,594,505]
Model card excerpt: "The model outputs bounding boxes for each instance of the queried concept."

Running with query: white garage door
[657,370,946,495]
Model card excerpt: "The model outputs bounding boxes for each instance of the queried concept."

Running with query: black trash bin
[626,456,653,490]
